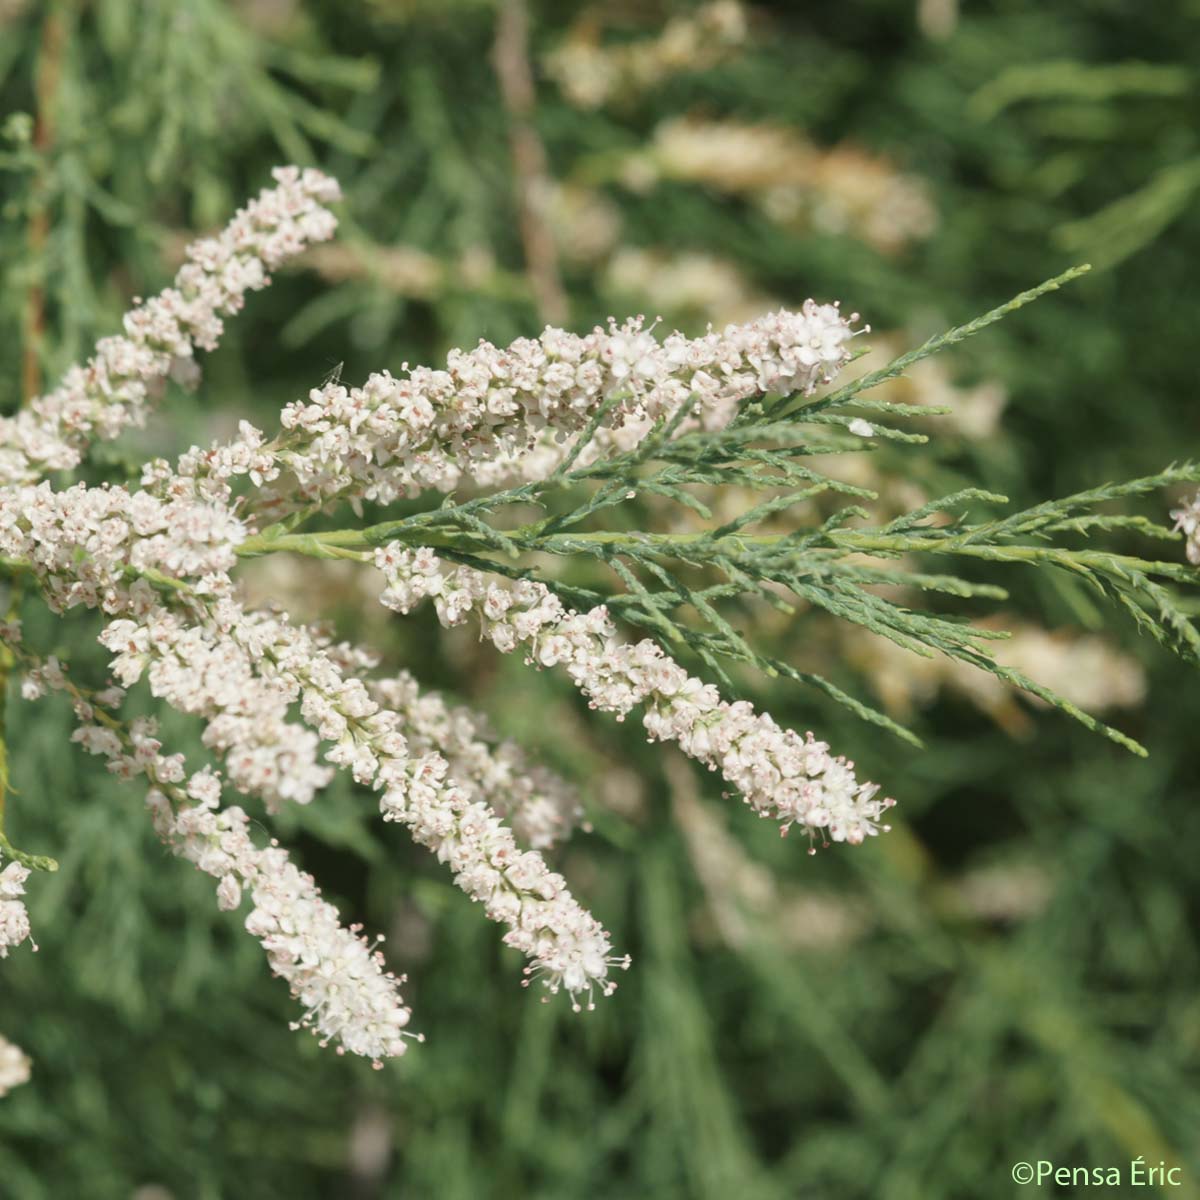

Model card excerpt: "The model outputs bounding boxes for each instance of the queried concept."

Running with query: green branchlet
[231,270,1200,759]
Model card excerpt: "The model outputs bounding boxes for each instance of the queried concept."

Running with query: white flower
[0,163,887,1061]
[1171,492,1200,565]
[0,1035,31,1097]
[267,301,861,509]
[0,863,34,958]
[66,686,415,1063]
[0,167,341,488]
[377,550,895,849]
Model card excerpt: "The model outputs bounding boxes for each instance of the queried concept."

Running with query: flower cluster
[1171,492,1200,564]
[272,302,860,506]
[847,619,1146,726]
[0,473,336,814]
[144,773,419,1066]
[19,647,416,1066]
[370,671,584,849]
[0,1035,31,1098]
[763,143,939,255]
[0,165,892,1076]
[375,752,628,1010]
[2,421,625,1014]
[0,860,34,958]
[103,593,626,1010]
[620,117,937,255]
[604,247,778,326]
[102,597,333,812]
[3,475,247,609]
[545,1,747,110]
[376,548,895,848]
[0,167,340,488]
[1,157,1192,1104]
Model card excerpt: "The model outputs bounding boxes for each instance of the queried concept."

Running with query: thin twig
[492,0,568,325]
[21,3,67,404]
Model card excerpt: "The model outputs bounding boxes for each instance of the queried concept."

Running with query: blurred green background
[2,1,1200,1197]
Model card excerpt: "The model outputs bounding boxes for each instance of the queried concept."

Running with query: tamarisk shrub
[2,168,1198,1078]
